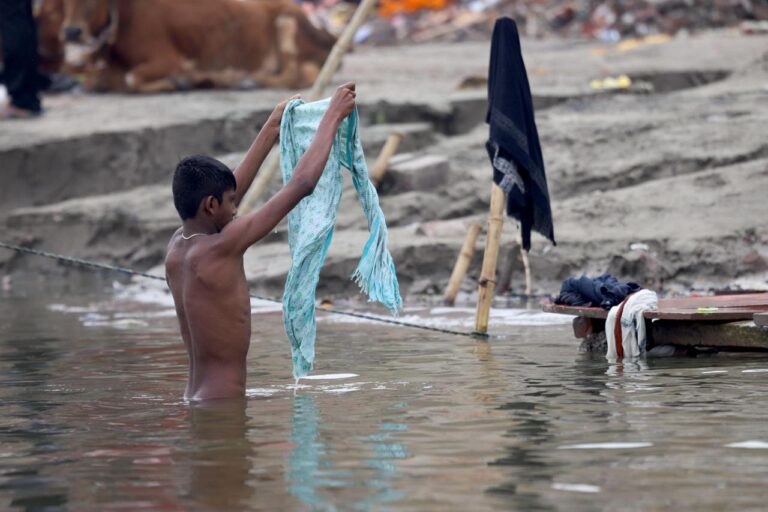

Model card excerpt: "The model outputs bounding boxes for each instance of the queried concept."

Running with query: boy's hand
[327,82,356,122]
[268,94,301,130]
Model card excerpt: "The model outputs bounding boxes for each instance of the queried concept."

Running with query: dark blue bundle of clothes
[555,274,641,310]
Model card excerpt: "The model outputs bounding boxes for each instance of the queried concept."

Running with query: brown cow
[60,0,337,92]
[36,0,67,73]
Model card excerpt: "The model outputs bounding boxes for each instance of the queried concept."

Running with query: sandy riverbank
[1,29,767,303]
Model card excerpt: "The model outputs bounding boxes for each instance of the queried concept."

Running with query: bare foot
[0,104,42,120]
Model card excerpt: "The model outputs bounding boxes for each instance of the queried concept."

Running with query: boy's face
[212,189,238,232]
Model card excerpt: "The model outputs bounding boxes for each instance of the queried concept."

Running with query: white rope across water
[0,241,481,338]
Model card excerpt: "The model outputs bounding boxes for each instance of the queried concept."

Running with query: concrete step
[1,120,442,271]
[8,155,768,297]
[241,224,472,298]
[0,93,473,215]
[2,186,477,296]
[4,184,178,269]
[378,153,451,195]
[0,105,274,216]
[362,122,436,156]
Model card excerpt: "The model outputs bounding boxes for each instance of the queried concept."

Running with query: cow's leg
[125,57,191,93]
[127,64,251,94]
[253,15,301,89]
[83,58,128,92]
[127,59,250,92]
[188,68,251,89]
[300,62,321,88]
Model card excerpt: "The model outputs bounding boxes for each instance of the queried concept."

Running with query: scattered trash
[378,0,451,18]
[615,34,672,52]
[740,20,768,35]
[305,0,768,46]
[590,74,632,91]
[457,74,488,89]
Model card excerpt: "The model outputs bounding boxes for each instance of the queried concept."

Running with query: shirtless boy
[165,82,356,401]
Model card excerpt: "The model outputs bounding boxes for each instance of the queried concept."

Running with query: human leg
[0,0,42,114]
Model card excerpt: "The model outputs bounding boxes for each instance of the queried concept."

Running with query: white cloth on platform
[606,289,658,361]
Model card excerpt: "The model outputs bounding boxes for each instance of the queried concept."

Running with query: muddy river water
[1,276,767,511]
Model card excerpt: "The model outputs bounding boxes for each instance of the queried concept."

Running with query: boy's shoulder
[165,228,182,263]
[165,227,183,253]
[165,228,234,265]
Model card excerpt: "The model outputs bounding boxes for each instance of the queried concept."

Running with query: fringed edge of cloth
[350,214,402,317]
[343,112,402,317]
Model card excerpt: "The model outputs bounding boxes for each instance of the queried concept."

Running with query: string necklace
[181,232,209,240]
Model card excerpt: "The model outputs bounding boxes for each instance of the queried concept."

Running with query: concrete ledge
[380,153,450,194]
[1,110,272,213]
[243,225,468,297]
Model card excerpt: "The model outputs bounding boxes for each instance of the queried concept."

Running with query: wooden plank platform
[645,307,768,321]
[545,292,768,350]
[542,304,608,319]
[545,293,768,321]
[657,292,768,309]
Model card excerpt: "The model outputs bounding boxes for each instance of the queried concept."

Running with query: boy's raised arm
[232,95,299,206]
[215,83,357,256]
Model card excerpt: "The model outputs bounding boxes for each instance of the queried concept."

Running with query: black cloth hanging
[486,17,554,250]
[0,0,42,113]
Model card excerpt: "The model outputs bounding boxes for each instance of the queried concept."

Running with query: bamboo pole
[370,132,404,187]
[443,222,482,306]
[474,184,506,335]
[239,0,379,214]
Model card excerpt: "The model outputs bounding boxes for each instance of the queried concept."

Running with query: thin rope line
[0,241,481,338]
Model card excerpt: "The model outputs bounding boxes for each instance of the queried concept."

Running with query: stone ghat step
[214,121,436,176]
[6,183,767,299]
[379,153,449,195]
[356,122,436,156]
[240,225,471,298]
[7,153,768,297]
[0,93,480,215]
[3,134,454,270]
[4,184,179,269]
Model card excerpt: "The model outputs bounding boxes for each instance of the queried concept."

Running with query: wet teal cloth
[280,98,402,380]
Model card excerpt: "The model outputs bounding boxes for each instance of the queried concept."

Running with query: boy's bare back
[165,83,356,400]
[166,225,252,400]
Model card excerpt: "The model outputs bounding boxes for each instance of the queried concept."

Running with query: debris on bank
[308,0,768,44]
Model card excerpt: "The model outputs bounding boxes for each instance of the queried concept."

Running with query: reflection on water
[288,393,409,511]
[183,398,254,509]
[288,394,329,509]
[1,277,768,511]
[361,414,408,508]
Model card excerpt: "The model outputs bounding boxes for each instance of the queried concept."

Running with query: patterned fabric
[489,140,526,195]
[279,98,402,380]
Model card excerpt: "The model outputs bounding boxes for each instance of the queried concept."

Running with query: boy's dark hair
[172,155,237,220]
